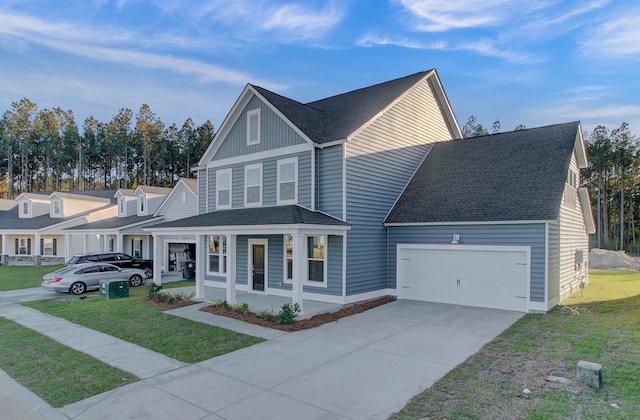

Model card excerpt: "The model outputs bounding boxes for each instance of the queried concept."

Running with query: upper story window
[216,168,232,210]
[138,195,146,214]
[118,197,125,215]
[567,169,578,188]
[247,109,261,145]
[277,157,298,205]
[245,163,262,207]
[181,191,187,204]
[21,201,29,217]
[52,199,62,216]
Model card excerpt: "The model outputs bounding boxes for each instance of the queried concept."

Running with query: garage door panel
[398,246,528,312]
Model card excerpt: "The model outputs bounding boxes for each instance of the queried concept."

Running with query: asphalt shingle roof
[0,204,116,230]
[65,215,159,230]
[252,71,433,144]
[384,122,580,224]
[151,205,350,229]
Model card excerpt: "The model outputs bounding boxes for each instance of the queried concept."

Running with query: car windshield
[67,256,83,264]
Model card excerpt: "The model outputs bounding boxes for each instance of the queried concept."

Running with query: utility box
[100,279,129,299]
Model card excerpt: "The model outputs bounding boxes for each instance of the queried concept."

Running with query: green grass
[24,284,264,363]
[0,265,64,291]
[0,316,136,407]
[391,270,640,420]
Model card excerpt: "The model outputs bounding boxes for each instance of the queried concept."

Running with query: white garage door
[397,245,528,312]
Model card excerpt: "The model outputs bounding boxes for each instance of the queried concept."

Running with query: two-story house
[149,70,462,312]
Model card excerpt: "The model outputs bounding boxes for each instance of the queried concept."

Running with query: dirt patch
[590,248,640,270]
[138,296,199,309]
[200,296,396,332]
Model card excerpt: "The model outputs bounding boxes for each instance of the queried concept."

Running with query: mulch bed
[200,296,396,332]
[139,296,199,309]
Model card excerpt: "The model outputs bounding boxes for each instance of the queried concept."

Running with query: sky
[1,0,639,137]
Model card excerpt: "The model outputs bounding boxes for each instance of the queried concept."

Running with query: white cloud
[582,12,640,60]
[396,0,514,31]
[356,33,447,50]
[262,2,344,39]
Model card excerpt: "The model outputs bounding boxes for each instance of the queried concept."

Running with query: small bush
[277,303,301,325]
[213,299,229,310]
[256,309,275,322]
[148,283,163,298]
[233,302,249,315]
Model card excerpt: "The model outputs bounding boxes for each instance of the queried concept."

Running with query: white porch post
[116,233,123,252]
[33,232,40,256]
[152,234,162,285]
[1,233,7,256]
[195,234,205,300]
[102,234,109,252]
[65,234,72,262]
[225,234,237,305]
[83,234,89,253]
[291,232,304,314]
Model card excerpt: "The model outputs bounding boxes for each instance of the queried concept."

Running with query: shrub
[277,303,301,325]
[256,309,275,322]
[213,299,229,310]
[233,302,249,315]
[148,283,163,298]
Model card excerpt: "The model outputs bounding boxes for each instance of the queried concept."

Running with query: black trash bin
[182,260,195,280]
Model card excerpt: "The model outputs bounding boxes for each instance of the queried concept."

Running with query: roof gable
[385,122,583,224]
[154,178,198,216]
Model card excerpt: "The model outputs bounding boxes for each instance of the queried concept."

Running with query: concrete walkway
[0,288,523,419]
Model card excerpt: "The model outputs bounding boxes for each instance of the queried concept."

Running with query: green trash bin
[99,279,129,299]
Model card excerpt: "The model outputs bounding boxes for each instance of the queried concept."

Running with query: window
[138,195,145,214]
[247,109,260,145]
[284,234,293,282]
[52,200,61,216]
[277,158,297,204]
[108,238,115,252]
[567,169,578,188]
[41,238,57,256]
[307,236,326,284]
[15,238,31,255]
[132,239,142,258]
[181,191,187,204]
[208,235,227,275]
[118,197,125,215]
[21,201,29,217]
[216,168,232,209]
[245,163,262,206]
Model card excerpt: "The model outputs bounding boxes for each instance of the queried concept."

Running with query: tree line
[0,98,213,198]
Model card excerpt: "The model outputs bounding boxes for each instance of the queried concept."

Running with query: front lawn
[391,270,640,419]
[0,265,64,291]
[0,316,136,407]
[24,284,264,363]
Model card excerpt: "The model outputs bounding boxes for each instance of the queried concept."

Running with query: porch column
[102,234,109,252]
[194,234,205,299]
[152,234,162,285]
[65,234,72,262]
[33,232,41,266]
[83,234,89,253]
[2,233,7,258]
[225,234,237,305]
[116,233,123,252]
[291,232,304,314]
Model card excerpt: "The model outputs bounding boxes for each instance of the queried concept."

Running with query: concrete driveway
[56,300,523,419]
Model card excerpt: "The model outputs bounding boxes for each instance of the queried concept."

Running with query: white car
[41,263,146,295]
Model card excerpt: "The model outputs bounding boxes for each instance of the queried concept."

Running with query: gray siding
[197,170,206,215]
[317,145,344,219]
[161,184,198,222]
[547,221,560,303]
[208,152,312,210]
[387,224,548,302]
[345,77,455,295]
[207,168,215,213]
[212,95,307,161]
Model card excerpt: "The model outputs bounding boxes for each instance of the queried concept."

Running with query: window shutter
[15,239,18,254]
[27,238,31,255]
[40,238,44,255]
[53,238,57,255]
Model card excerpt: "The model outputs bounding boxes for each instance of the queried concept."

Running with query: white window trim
[51,199,62,216]
[246,108,261,146]
[20,201,30,217]
[283,234,293,284]
[138,195,146,215]
[305,235,328,287]
[118,197,125,216]
[207,235,227,276]
[42,238,56,256]
[216,168,232,210]
[277,157,298,205]
[244,163,263,207]
[18,238,30,255]
[181,191,187,204]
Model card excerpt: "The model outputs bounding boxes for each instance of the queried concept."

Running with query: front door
[252,244,265,291]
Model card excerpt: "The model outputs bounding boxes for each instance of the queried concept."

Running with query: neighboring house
[65,185,173,261]
[146,178,198,274]
[149,70,462,312]
[0,191,117,266]
[384,122,595,312]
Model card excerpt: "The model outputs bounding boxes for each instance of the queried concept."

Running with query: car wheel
[129,274,143,287]
[70,282,86,295]
[143,267,153,279]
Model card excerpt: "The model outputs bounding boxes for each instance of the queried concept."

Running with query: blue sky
[1,0,639,136]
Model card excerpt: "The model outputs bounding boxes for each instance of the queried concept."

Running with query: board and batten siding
[197,169,206,214]
[317,145,344,219]
[387,224,548,302]
[211,95,308,161]
[557,153,589,302]
[547,221,560,304]
[345,77,455,296]
[161,185,198,222]
[206,152,312,210]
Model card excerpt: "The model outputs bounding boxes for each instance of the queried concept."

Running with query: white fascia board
[384,219,555,227]
[147,223,350,235]
[578,187,596,234]
[206,143,312,169]
[429,69,463,139]
[575,123,588,169]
